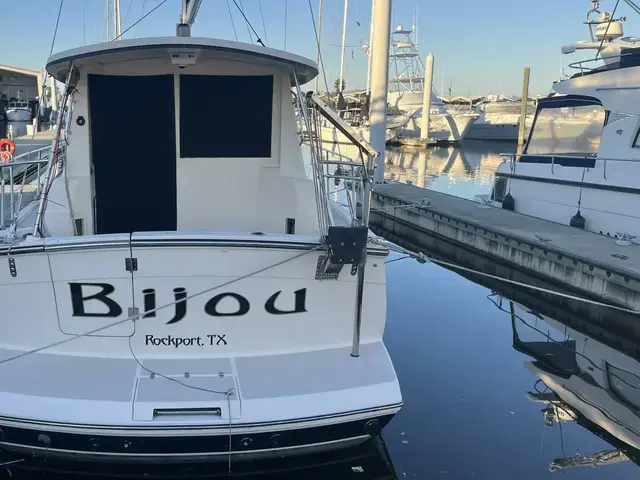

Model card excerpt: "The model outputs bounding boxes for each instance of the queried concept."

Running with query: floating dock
[370,182,640,313]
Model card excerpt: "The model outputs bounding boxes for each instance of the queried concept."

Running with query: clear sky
[2,0,640,96]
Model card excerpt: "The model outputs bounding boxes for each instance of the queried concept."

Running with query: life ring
[0,138,16,156]
[0,151,11,163]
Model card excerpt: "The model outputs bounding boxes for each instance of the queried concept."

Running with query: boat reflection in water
[0,435,397,479]
[383,140,512,198]
[495,294,640,472]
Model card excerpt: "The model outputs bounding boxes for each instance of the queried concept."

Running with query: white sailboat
[0,1,401,463]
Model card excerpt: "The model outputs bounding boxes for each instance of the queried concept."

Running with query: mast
[114,0,122,39]
[338,0,348,92]
[365,0,376,94]
[315,0,324,93]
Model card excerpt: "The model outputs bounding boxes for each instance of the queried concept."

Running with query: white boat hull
[390,113,477,143]
[0,233,401,462]
[6,107,32,122]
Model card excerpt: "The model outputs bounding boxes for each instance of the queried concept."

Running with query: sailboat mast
[338,0,348,92]
[366,0,376,94]
[114,0,122,39]
[315,0,324,93]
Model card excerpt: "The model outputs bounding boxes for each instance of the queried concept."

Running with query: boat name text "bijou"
[68,283,308,326]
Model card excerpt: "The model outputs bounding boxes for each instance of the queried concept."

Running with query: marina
[3,0,640,478]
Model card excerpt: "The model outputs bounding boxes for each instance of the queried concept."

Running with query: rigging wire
[232,0,265,47]
[307,0,331,95]
[122,0,135,27]
[113,0,168,41]
[258,0,269,46]
[596,0,620,59]
[232,0,265,46]
[226,0,239,41]
[284,0,288,50]
[49,0,65,57]
[238,0,253,44]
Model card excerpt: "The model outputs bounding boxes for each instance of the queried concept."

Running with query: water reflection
[497,295,640,472]
[1,436,397,479]
[385,140,515,199]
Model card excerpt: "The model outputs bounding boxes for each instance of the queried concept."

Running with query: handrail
[306,93,379,160]
[0,146,52,230]
[568,51,635,73]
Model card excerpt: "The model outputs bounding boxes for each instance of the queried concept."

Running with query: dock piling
[517,67,531,147]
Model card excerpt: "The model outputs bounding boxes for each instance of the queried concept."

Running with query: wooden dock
[370,182,640,313]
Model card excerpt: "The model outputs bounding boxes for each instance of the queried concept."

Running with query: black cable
[113,0,168,41]
[258,0,269,46]
[307,0,331,94]
[231,0,265,47]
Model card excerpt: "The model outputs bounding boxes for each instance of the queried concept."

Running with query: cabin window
[180,75,273,158]
[607,363,640,411]
[526,104,606,156]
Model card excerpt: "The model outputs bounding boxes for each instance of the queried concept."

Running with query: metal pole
[351,175,372,358]
[114,0,122,39]
[517,67,531,147]
[371,0,392,183]
[50,76,58,113]
[365,0,376,94]
[338,0,348,92]
[315,0,324,93]
[420,54,434,140]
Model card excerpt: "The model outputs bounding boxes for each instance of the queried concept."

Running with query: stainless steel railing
[0,146,53,229]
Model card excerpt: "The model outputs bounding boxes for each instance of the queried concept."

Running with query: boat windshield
[526,104,606,156]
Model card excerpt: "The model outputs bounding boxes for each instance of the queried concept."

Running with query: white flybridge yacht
[0,4,402,463]
[387,25,477,144]
[487,1,640,238]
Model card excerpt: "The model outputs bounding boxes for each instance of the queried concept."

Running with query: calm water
[5,141,640,479]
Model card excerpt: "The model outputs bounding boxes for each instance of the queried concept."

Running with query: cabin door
[88,74,177,234]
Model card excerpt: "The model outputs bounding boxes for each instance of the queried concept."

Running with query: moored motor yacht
[485,2,640,239]
[0,8,402,464]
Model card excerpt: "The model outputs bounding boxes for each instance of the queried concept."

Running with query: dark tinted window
[180,75,273,158]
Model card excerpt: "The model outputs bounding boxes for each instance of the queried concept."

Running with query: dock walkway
[371,182,640,312]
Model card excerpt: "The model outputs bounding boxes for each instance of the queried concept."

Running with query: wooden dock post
[517,67,531,148]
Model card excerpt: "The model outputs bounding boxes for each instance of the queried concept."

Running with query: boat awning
[534,94,602,111]
[46,37,319,86]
